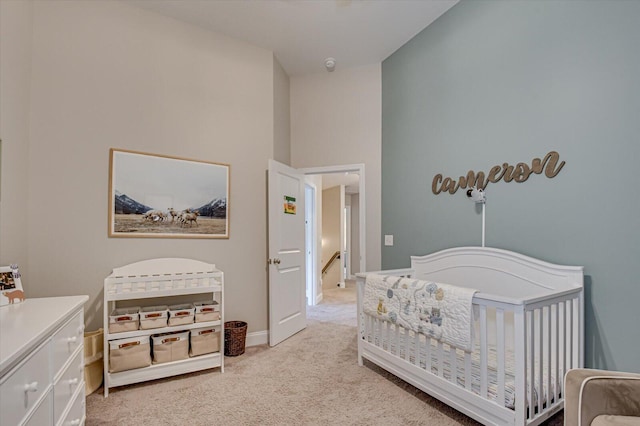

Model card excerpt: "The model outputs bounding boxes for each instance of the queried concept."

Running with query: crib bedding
[363,318,558,411]
[363,274,478,352]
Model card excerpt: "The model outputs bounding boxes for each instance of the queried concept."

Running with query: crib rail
[518,290,582,423]
[357,274,583,426]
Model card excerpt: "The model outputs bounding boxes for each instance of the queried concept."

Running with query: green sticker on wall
[284,196,296,215]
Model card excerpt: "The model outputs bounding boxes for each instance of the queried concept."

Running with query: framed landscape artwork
[109,149,230,238]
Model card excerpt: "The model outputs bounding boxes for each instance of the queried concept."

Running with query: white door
[268,159,306,346]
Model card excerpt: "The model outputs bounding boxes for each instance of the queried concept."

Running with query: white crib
[356,247,584,426]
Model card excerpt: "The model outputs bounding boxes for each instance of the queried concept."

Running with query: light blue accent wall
[381,0,640,372]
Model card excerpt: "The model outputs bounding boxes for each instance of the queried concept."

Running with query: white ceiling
[124,0,458,76]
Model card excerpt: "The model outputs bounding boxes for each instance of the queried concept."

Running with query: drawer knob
[68,378,79,386]
[69,419,81,426]
[67,336,78,344]
[24,381,38,393]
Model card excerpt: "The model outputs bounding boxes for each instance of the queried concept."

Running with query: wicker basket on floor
[224,321,247,356]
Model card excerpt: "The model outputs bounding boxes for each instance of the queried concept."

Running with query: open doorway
[300,164,365,308]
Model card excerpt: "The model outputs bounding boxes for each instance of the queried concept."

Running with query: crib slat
[383,321,389,351]
[479,305,488,398]
[450,346,457,384]
[559,302,566,386]
[514,307,527,423]
[425,336,432,372]
[567,300,573,370]
[363,315,368,342]
[572,297,580,368]
[372,317,377,346]
[528,310,535,420]
[497,308,505,407]
[370,315,375,344]
[546,305,552,408]
[373,318,378,347]
[553,303,560,402]
[392,324,397,356]
[464,352,472,391]
[404,328,410,362]
[438,342,444,377]
[538,308,544,414]
[414,332,420,366]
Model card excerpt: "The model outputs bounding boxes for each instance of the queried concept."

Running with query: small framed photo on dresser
[0,264,25,306]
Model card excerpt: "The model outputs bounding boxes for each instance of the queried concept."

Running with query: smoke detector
[324,57,336,72]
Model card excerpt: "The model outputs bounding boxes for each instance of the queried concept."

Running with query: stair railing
[321,251,341,275]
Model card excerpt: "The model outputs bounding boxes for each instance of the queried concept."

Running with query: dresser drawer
[0,340,51,426]
[25,390,52,426]
[52,311,84,376]
[58,385,85,426]
[54,348,83,424]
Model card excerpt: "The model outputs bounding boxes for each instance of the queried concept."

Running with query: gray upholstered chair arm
[564,368,640,426]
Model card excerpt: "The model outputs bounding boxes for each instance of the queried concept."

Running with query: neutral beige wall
[0,0,32,272]
[23,0,274,333]
[2,0,383,338]
[273,57,290,165]
[321,186,340,289]
[290,64,381,271]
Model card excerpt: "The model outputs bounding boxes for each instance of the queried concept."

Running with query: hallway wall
[321,186,341,290]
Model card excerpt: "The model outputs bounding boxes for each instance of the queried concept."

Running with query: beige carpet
[86,286,563,425]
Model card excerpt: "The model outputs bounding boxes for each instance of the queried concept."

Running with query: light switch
[384,234,394,246]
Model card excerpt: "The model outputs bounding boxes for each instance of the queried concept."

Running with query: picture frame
[109,148,230,238]
[0,264,25,306]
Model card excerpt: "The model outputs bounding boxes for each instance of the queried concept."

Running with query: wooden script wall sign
[432,151,565,195]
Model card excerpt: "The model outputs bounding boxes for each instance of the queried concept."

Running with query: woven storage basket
[224,321,247,356]
[84,329,104,395]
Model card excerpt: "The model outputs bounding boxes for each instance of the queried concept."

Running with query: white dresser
[0,296,89,426]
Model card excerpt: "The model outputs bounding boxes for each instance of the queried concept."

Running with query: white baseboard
[245,330,268,347]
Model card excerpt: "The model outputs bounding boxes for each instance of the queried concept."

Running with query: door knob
[24,382,38,393]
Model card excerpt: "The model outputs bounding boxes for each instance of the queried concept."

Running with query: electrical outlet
[384,235,394,246]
